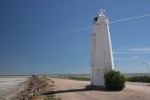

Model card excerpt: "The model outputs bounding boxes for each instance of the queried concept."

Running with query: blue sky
[0,0,150,75]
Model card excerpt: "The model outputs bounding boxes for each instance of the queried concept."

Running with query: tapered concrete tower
[90,9,114,87]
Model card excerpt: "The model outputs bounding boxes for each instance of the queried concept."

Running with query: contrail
[110,14,150,24]
[53,13,150,36]
[32,13,150,41]
[50,26,92,37]
[31,26,92,41]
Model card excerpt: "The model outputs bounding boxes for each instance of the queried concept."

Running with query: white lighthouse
[90,9,114,87]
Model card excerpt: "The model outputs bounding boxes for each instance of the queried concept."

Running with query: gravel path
[52,78,150,100]
[0,78,27,99]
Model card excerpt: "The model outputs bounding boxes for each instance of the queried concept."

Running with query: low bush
[127,76,150,83]
[104,70,126,91]
[45,95,61,100]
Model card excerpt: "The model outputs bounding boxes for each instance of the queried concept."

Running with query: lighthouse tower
[90,9,114,87]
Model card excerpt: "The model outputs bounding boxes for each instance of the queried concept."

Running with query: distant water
[0,75,31,78]
[0,73,149,78]
[123,73,149,77]
[47,74,91,78]
[46,73,149,78]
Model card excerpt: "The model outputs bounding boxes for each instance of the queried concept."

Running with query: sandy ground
[126,82,150,94]
[52,78,150,100]
[0,78,27,99]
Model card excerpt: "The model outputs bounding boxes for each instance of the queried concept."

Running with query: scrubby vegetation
[127,76,150,83]
[45,95,61,100]
[104,70,126,91]
[12,76,60,100]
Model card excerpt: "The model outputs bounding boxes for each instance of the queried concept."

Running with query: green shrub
[127,76,150,83]
[104,70,126,91]
[45,95,61,100]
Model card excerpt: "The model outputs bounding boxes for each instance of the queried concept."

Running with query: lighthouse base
[90,67,105,87]
[91,75,105,87]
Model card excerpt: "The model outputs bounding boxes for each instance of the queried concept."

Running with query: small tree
[104,70,125,91]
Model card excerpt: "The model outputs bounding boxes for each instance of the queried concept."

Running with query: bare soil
[0,78,27,100]
[52,78,150,100]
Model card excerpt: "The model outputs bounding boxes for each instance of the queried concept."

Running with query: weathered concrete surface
[0,78,27,99]
[52,78,150,100]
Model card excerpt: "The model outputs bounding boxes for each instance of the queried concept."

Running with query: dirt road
[52,78,150,100]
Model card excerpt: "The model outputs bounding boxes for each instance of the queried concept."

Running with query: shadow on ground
[45,88,90,95]
[43,85,115,95]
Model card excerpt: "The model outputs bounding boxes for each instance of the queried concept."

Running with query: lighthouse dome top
[93,9,108,24]
[99,9,105,16]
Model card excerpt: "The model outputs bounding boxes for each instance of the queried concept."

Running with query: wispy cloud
[85,56,90,59]
[113,48,150,55]
[130,56,140,59]
[113,51,133,55]
[114,58,129,61]
[114,56,140,61]
[127,48,150,52]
